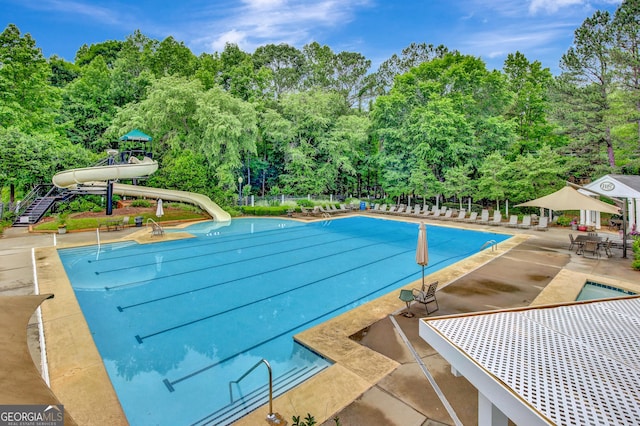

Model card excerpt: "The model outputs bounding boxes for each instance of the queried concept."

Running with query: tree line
[1,0,638,210]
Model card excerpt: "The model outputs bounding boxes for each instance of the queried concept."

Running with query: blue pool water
[58,216,510,425]
[576,281,637,301]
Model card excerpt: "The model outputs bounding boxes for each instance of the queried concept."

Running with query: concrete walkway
[1,218,638,426]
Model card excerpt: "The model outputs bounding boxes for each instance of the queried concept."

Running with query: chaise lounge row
[368,204,549,230]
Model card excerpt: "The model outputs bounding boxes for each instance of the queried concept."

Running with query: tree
[59,55,116,150]
[559,10,616,168]
[0,24,60,132]
[503,51,556,155]
[253,43,304,99]
[612,0,640,150]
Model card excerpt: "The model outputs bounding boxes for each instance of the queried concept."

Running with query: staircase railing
[229,359,274,419]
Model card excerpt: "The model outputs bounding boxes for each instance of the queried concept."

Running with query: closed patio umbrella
[156,198,164,217]
[416,222,429,287]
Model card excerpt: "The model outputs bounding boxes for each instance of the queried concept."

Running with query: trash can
[360,201,366,210]
[135,216,143,227]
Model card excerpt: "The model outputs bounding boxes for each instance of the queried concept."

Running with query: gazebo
[579,174,640,232]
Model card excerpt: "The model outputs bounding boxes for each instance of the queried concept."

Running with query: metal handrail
[480,239,498,251]
[229,358,273,417]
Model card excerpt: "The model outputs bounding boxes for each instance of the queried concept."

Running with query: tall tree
[559,10,616,168]
[612,0,640,150]
[503,51,556,155]
[253,43,304,99]
[0,24,59,132]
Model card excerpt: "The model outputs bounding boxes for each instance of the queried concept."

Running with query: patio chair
[534,216,549,231]
[580,240,600,258]
[505,215,519,227]
[449,209,466,221]
[121,216,130,229]
[477,209,490,224]
[603,239,613,258]
[518,215,532,229]
[568,233,580,251]
[429,208,442,218]
[398,289,415,317]
[461,211,478,222]
[412,281,439,315]
[488,211,502,225]
[434,209,453,220]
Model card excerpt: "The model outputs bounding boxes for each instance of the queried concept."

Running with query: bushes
[240,205,294,216]
[131,199,152,208]
[632,238,640,270]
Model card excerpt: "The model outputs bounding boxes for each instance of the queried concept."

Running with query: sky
[1,0,623,74]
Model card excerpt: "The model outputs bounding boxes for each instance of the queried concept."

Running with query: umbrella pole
[422,265,425,290]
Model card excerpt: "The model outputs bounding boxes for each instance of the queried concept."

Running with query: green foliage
[240,205,292,216]
[291,413,316,426]
[3,2,640,214]
[296,199,315,207]
[131,200,151,208]
[556,215,573,226]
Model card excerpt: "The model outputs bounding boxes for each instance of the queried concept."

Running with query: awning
[119,129,152,142]
[515,186,620,214]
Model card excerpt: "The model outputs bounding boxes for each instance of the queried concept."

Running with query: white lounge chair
[505,215,519,227]
[518,215,532,229]
[534,216,549,231]
[488,212,502,225]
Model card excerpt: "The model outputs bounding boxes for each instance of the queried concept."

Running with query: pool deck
[1,214,639,426]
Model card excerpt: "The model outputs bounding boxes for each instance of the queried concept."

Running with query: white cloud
[20,0,124,25]
[529,0,584,14]
[192,0,372,53]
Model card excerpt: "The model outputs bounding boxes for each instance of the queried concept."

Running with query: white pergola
[419,297,640,425]
[579,174,640,231]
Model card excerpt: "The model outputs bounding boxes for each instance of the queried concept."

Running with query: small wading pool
[58,216,511,425]
[576,281,637,301]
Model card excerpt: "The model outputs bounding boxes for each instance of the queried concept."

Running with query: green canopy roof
[119,129,152,142]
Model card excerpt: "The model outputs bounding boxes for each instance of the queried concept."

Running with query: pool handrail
[229,358,274,418]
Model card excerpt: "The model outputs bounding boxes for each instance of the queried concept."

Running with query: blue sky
[1,0,622,73]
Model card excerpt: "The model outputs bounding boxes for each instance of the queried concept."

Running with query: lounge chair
[394,205,407,215]
[413,205,422,216]
[460,211,478,222]
[429,208,442,218]
[121,216,130,228]
[518,215,532,229]
[505,215,519,228]
[534,216,549,231]
[477,209,490,224]
[412,281,439,314]
[401,205,414,215]
[386,205,398,214]
[449,209,466,221]
[434,209,453,220]
[488,212,502,225]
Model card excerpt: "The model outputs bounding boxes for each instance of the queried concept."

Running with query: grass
[32,206,208,232]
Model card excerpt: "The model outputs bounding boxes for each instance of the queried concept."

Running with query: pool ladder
[480,239,498,252]
[229,358,283,424]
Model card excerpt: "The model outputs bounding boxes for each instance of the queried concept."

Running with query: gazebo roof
[119,129,152,142]
[420,296,640,425]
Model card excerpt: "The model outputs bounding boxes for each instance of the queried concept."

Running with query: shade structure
[156,198,164,217]
[416,222,429,287]
[515,186,620,214]
[119,129,152,142]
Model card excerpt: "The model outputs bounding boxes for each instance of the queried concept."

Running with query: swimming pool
[59,216,510,425]
[576,281,637,301]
